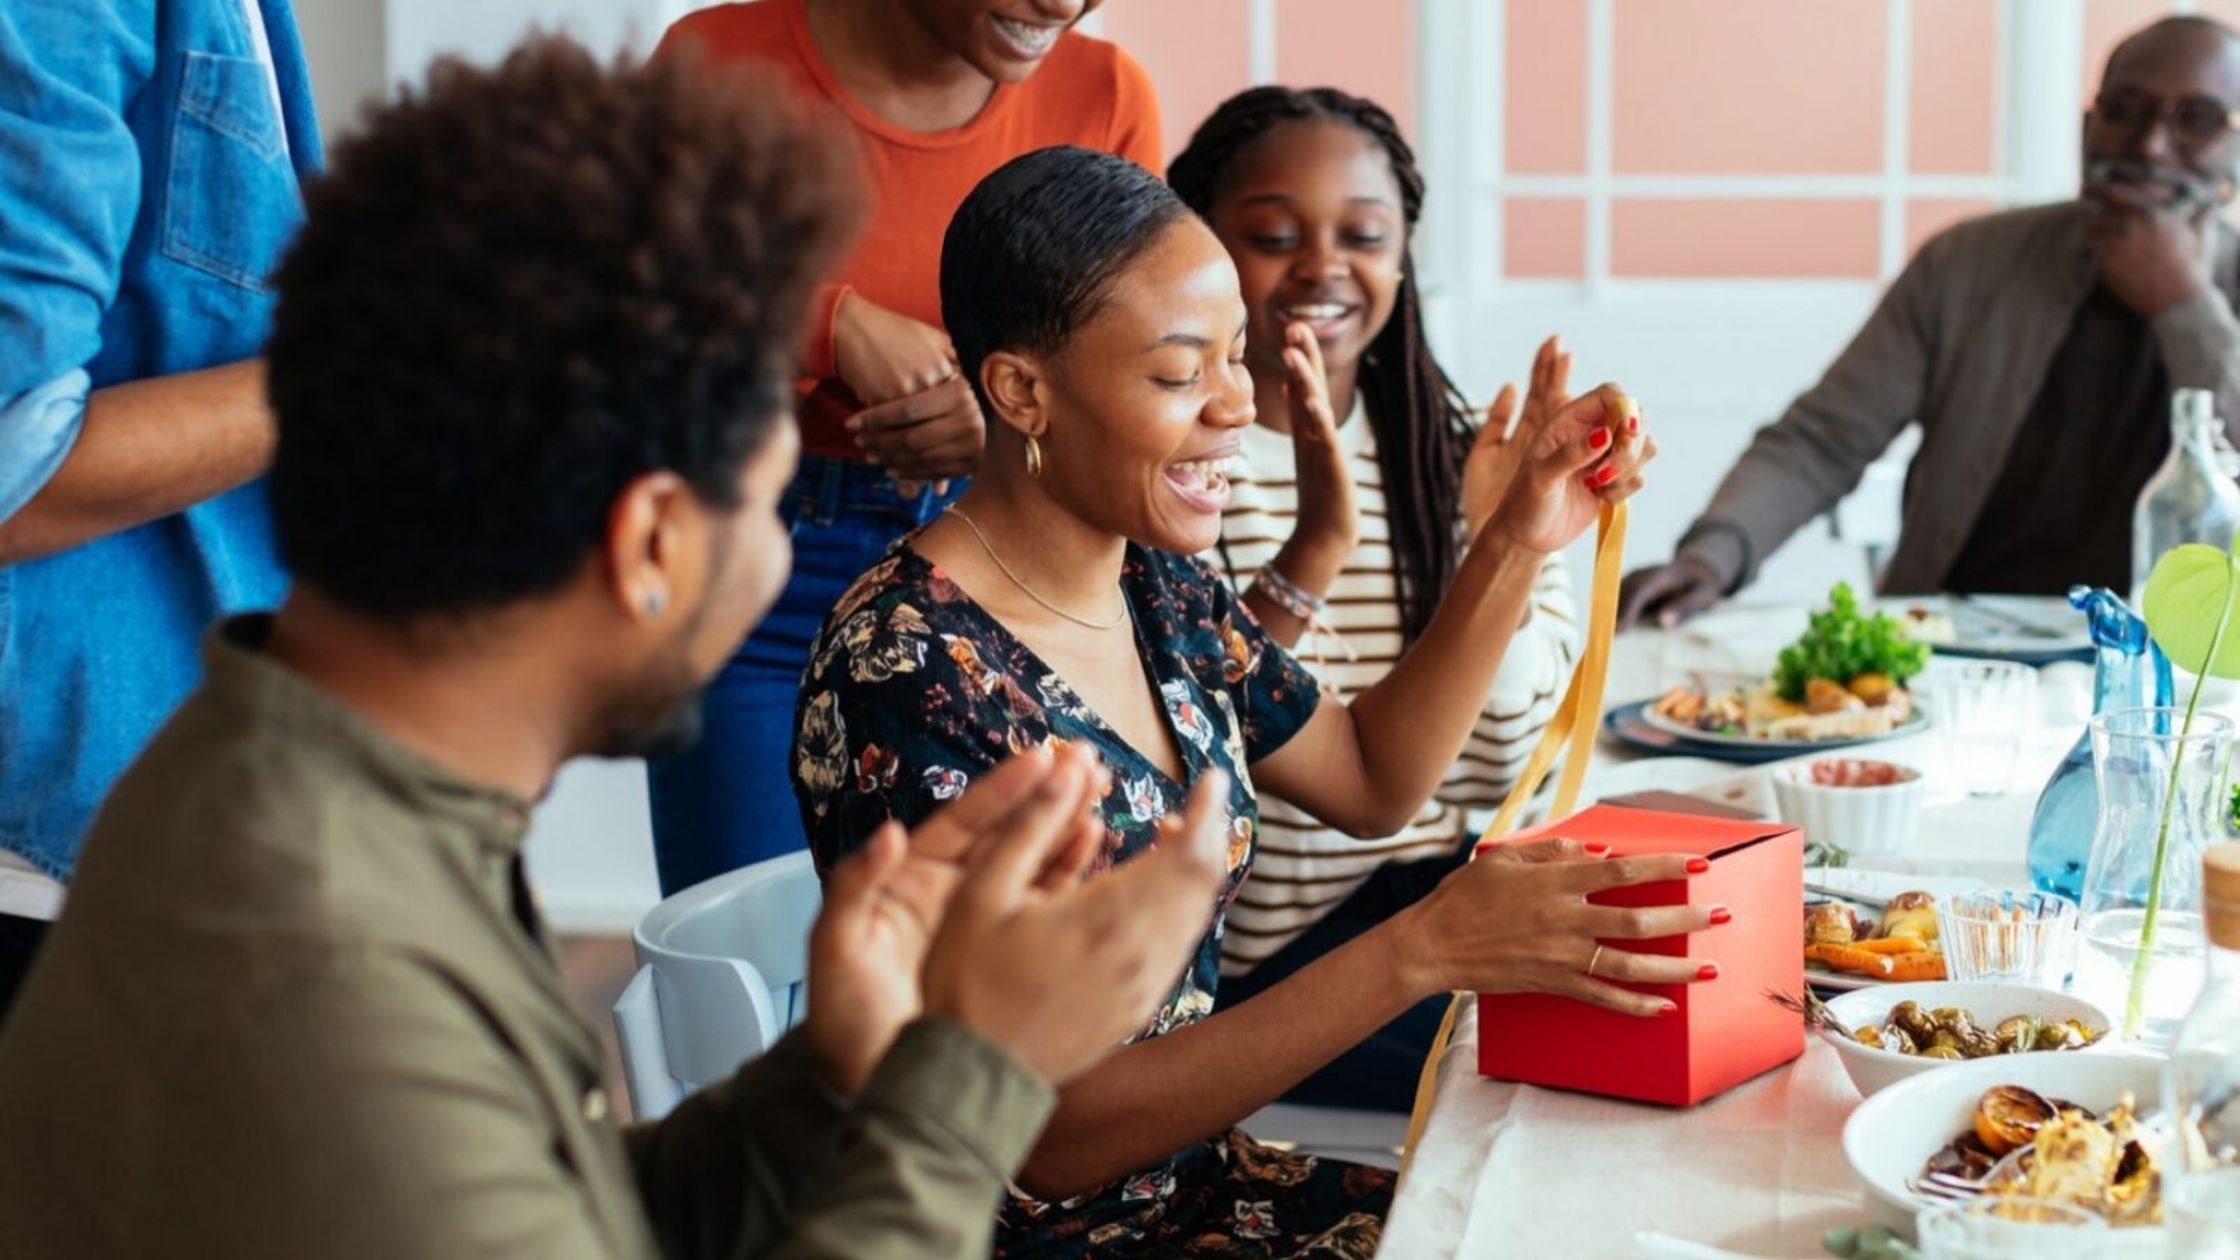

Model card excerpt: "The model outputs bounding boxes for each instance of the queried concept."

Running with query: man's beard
[600,690,706,761]
[591,651,710,761]
[2086,156,2227,211]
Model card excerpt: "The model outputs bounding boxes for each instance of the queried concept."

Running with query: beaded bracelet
[1250,563,1327,621]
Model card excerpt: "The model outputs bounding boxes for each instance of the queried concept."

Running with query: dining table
[1372,601,2115,1260]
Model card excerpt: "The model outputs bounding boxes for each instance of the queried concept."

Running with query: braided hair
[1169,86,1475,644]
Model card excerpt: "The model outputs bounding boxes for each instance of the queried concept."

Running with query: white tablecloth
[1375,606,2100,1260]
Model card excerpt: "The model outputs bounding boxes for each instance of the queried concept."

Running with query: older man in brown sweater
[1622,14,2240,626]
[0,38,1232,1260]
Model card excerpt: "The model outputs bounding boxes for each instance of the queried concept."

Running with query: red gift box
[1476,804,1805,1106]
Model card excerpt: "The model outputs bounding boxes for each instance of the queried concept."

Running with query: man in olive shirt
[0,38,1232,1259]
[1621,15,2240,625]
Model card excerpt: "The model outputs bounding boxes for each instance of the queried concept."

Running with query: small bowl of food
[1843,1052,2164,1253]
[1771,757,1923,856]
[1819,981,2110,1098]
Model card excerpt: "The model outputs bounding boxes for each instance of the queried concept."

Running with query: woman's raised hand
[1281,323,1359,559]
[1463,335,1571,538]
[1480,378,1654,556]
[1387,837,1724,1018]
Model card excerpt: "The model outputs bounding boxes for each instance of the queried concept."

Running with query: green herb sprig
[1772,582,1930,703]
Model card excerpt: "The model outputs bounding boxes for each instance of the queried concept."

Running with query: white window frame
[1415,0,2096,302]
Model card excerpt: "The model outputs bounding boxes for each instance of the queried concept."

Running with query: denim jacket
[0,0,321,877]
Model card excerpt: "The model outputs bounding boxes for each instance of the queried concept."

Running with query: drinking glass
[1936,889,2079,985]
[1920,659,2036,796]
[1915,1196,2106,1258]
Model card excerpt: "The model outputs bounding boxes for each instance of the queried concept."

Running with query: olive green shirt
[0,615,1053,1259]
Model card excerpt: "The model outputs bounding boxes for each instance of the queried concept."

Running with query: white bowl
[1821,981,2114,1098]
[1772,757,1923,856]
[1843,1051,2165,1253]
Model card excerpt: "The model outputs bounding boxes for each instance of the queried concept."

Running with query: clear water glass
[1936,889,2079,985]
[1915,1196,2106,1258]
[1920,659,2036,796]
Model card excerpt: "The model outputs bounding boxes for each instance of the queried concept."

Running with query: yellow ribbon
[1397,486,1630,1172]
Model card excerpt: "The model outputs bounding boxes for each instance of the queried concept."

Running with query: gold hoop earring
[1025,434,1044,479]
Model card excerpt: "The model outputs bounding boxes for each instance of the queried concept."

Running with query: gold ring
[1586,944,1605,977]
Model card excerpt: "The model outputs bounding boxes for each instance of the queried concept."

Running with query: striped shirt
[1215,400,1579,975]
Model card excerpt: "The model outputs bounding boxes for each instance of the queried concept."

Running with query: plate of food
[1630,583,1934,754]
[1885,593,2091,665]
[1844,1054,2166,1253]
[1803,886,1947,991]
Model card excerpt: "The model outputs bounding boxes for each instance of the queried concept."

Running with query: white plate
[1883,594,2091,663]
[1639,700,1930,751]
[1843,1052,2165,1253]
[1804,872,1979,991]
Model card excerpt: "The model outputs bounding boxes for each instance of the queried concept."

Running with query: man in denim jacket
[0,0,319,1005]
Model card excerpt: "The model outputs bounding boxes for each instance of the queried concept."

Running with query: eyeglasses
[2091,90,2240,146]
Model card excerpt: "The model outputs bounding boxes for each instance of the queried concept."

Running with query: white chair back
[612,850,822,1121]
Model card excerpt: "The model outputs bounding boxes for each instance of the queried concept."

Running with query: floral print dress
[793,541,1395,1259]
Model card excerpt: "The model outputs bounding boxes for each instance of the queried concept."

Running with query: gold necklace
[945,506,1130,631]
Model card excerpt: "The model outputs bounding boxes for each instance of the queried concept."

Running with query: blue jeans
[646,458,959,894]
[1214,839,1472,1113]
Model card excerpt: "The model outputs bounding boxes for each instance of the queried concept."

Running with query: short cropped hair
[939,145,1190,414]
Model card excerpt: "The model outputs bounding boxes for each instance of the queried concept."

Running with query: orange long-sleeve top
[657,1,1164,459]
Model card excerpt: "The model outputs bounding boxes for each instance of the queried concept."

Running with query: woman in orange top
[646,0,1162,891]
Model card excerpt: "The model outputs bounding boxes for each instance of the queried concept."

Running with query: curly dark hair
[266,35,862,620]
[1169,87,1473,645]
[940,145,1191,415]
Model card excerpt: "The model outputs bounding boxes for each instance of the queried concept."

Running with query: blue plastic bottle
[2025,586,2173,900]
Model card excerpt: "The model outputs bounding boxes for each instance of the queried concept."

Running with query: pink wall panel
[1905,198,1996,257]
[1611,199,1881,278]
[1505,198,1587,278]
[1908,0,1998,173]
[1099,0,1254,165]
[1505,0,1588,174]
[1612,0,1886,174]
[1276,0,1418,140]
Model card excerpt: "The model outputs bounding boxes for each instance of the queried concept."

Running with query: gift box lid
[1483,802,1794,861]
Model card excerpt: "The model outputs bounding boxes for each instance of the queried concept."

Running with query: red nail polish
[1657,1003,1681,1018]
[1626,415,1640,434]
[1589,428,1612,450]
[1685,857,1710,874]
[1696,963,1720,981]
[1595,465,1619,487]
[1582,841,1610,855]
[1707,905,1733,925]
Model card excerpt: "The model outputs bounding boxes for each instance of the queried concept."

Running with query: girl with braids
[1169,86,1582,1113]
[795,147,1700,1258]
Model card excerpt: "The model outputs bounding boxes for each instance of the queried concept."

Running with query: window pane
[1506,0,1588,174]
[1505,198,1587,278]
[1611,198,1880,277]
[1278,0,1418,139]
[1100,0,1254,166]
[1910,0,1999,173]
[1613,0,1886,174]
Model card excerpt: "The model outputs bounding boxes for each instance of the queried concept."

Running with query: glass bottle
[2135,388,2240,605]
[2026,586,2173,901]
[2164,845,2240,1256]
